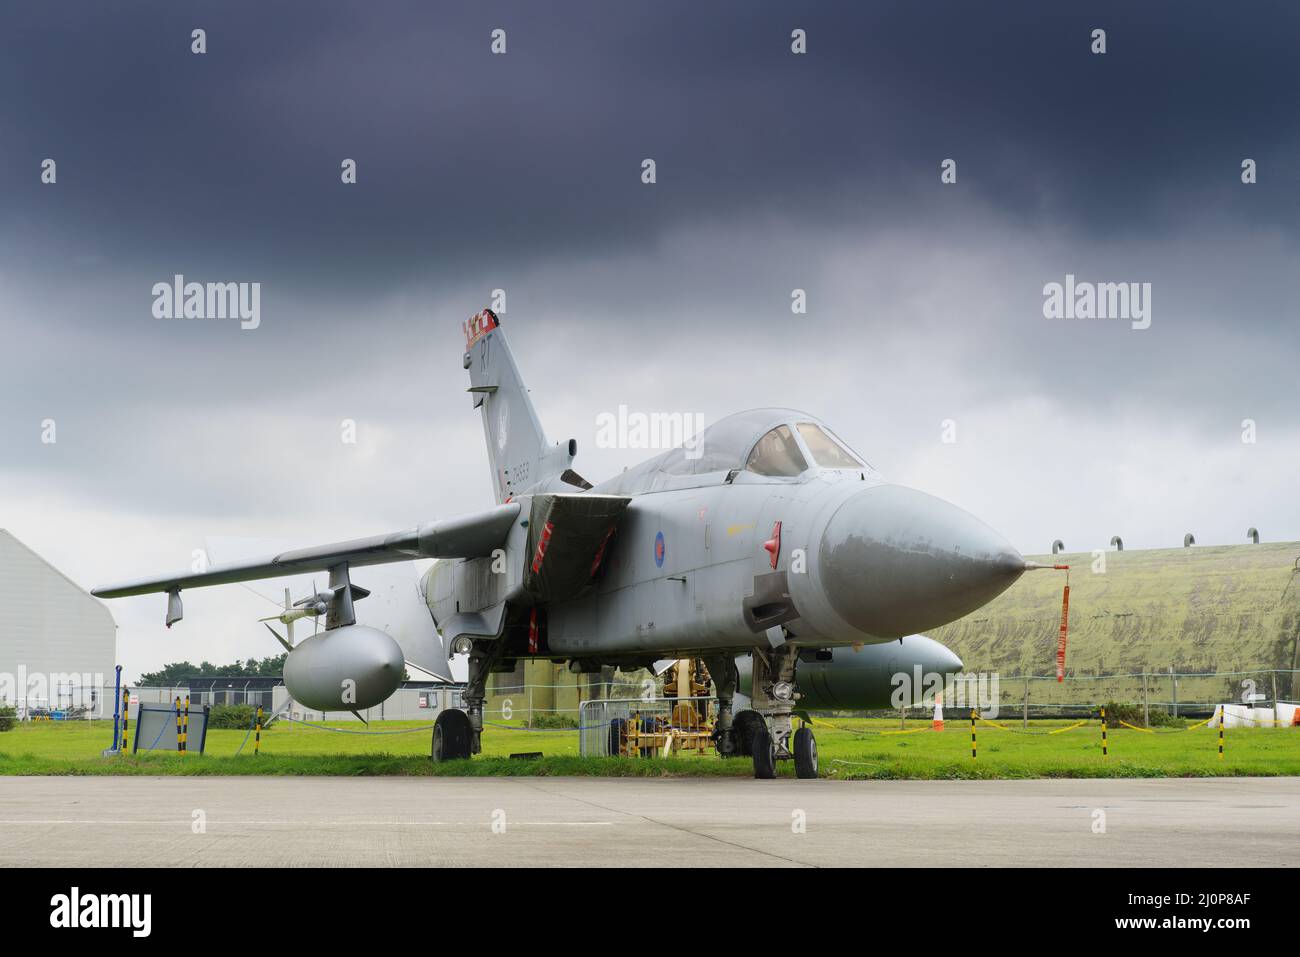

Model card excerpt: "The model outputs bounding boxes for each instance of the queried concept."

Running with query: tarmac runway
[0,776,1295,867]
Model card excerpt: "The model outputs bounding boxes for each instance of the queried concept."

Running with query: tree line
[136,654,287,686]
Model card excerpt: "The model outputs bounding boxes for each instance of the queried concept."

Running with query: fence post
[1170,666,1178,718]
[1218,705,1225,760]
[111,665,122,751]
[1142,673,1149,727]
[1022,677,1029,729]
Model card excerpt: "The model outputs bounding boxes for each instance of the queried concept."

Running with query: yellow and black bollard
[970,708,977,760]
[1101,707,1108,758]
[121,687,129,753]
[255,706,263,756]
[182,695,190,756]
[175,696,182,753]
[1218,706,1225,760]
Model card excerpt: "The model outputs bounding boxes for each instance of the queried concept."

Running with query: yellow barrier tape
[971,717,1089,735]
[810,713,1233,737]
[1118,720,1155,733]
[1110,715,1215,733]
[1048,720,1087,735]
[809,718,934,737]
[806,718,887,737]
[880,726,934,736]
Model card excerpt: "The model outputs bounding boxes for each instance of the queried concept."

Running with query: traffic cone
[932,692,944,731]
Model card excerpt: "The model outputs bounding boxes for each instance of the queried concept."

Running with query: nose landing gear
[746,645,818,779]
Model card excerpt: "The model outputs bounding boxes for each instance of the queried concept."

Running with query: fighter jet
[94,308,1028,778]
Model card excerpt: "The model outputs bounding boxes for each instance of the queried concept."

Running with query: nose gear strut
[747,643,817,779]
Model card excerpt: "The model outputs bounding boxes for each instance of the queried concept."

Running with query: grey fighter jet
[94,308,1028,778]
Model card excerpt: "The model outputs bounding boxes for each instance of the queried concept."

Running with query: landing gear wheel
[751,726,777,779]
[793,726,818,779]
[730,710,764,758]
[432,709,472,762]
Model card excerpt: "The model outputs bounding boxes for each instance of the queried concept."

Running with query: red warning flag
[1056,574,1071,682]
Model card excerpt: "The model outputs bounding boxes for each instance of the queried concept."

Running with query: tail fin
[464,309,575,503]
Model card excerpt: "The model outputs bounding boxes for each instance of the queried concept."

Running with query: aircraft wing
[92,502,521,599]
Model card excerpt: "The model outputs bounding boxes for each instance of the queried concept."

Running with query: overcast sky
[2,2,1297,679]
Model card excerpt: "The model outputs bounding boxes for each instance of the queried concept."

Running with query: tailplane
[463,309,579,502]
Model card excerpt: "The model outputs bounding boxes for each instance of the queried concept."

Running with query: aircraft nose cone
[818,485,1024,638]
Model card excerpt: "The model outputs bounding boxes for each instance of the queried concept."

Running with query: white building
[0,529,116,717]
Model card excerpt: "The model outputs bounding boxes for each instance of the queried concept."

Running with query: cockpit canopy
[629,408,875,482]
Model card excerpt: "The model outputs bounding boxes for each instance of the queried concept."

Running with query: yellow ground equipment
[608,659,717,757]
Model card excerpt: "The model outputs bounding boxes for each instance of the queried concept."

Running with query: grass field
[1,715,1297,779]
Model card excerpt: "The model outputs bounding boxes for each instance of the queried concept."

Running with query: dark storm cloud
[3,2,1300,679]
[2,0,1298,297]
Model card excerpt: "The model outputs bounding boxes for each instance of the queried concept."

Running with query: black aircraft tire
[794,726,818,779]
[730,710,763,758]
[432,709,473,762]
[752,727,777,779]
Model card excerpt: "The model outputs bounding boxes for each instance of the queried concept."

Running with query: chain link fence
[9,670,1298,727]
[873,669,1300,725]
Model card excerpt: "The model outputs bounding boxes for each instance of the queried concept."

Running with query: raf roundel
[654,531,666,568]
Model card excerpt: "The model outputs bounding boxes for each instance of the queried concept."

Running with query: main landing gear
[431,637,502,763]
[432,708,472,761]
